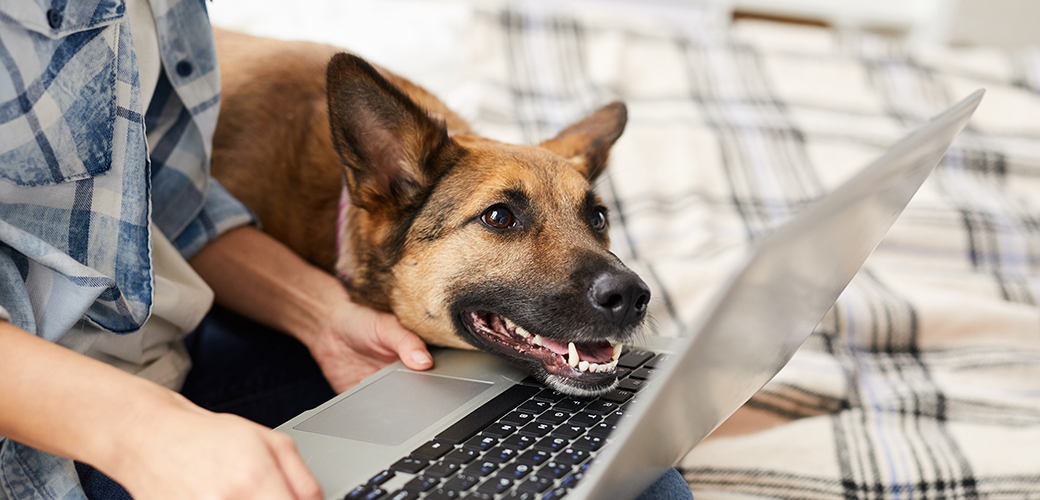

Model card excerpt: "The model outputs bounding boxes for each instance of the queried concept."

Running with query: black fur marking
[444,248,646,393]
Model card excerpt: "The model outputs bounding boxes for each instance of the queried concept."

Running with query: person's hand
[187,226,434,393]
[307,298,433,393]
[109,394,323,500]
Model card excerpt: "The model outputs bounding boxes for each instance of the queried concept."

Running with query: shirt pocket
[0,1,126,187]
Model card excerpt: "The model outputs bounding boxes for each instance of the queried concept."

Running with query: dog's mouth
[461,310,622,396]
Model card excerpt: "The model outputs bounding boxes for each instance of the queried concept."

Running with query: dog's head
[326,54,649,396]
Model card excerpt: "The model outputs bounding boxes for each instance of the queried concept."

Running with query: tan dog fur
[211,30,644,393]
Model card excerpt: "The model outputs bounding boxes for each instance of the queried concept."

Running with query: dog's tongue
[539,336,569,356]
[540,337,615,364]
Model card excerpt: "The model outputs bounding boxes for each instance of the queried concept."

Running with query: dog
[210,30,650,396]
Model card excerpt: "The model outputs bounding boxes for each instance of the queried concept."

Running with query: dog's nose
[589,271,651,328]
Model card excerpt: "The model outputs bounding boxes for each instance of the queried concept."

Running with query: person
[0,1,693,499]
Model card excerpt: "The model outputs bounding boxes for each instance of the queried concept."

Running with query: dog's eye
[482,205,516,230]
[590,207,608,232]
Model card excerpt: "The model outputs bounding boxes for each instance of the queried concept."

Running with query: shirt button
[176,60,193,77]
[46,8,63,29]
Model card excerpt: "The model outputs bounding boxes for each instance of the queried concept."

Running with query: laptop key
[555,448,590,465]
[435,385,539,444]
[518,375,542,386]
[599,389,633,404]
[518,421,553,437]
[584,400,618,415]
[516,449,551,466]
[425,487,460,500]
[368,469,394,486]
[424,461,462,478]
[615,367,632,380]
[541,487,569,499]
[464,461,498,477]
[617,378,645,392]
[502,434,535,449]
[617,350,655,369]
[533,436,569,452]
[385,490,419,500]
[482,423,519,438]
[483,446,519,463]
[606,408,636,426]
[462,435,497,452]
[532,389,567,402]
[535,410,569,425]
[503,491,540,500]
[343,484,372,500]
[499,411,536,426]
[536,461,571,479]
[567,412,601,427]
[477,476,513,495]
[552,425,585,440]
[516,475,553,493]
[412,440,452,461]
[390,457,427,474]
[643,353,669,369]
[560,472,586,489]
[587,421,617,438]
[518,399,551,414]
[443,472,480,491]
[553,399,588,413]
[499,462,533,479]
[461,492,494,500]
[360,488,386,500]
[403,475,439,492]
[629,367,654,380]
[443,448,479,464]
[572,435,605,451]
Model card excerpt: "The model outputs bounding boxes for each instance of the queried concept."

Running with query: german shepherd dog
[211,30,650,396]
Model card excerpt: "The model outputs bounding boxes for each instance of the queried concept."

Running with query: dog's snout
[589,271,650,328]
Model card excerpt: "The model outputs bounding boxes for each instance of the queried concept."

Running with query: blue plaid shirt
[0,0,255,497]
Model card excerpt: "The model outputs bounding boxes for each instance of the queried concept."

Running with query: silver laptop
[276,90,984,500]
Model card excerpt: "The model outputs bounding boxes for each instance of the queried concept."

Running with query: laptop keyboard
[341,349,667,500]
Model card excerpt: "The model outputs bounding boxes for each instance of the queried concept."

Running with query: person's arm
[188,225,433,393]
[0,320,321,500]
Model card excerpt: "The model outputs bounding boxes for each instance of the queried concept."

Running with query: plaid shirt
[0,0,254,342]
[0,1,253,496]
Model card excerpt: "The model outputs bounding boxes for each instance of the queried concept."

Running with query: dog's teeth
[590,362,603,373]
[532,335,543,346]
[612,343,623,361]
[516,326,530,338]
[568,342,580,367]
[608,359,618,370]
[579,360,590,372]
[504,317,516,329]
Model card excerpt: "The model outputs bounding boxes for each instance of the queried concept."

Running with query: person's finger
[267,431,323,500]
[235,456,299,500]
[375,315,433,371]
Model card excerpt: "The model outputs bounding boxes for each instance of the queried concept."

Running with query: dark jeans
[78,306,691,500]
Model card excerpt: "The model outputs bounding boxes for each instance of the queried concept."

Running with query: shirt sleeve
[171,178,260,259]
[0,243,33,331]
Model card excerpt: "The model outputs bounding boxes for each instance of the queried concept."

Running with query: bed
[212,1,1040,497]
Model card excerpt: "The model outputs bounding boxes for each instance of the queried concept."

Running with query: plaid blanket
[455,4,1040,499]
[212,1,1040,497]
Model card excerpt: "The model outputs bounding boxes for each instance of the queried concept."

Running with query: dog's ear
[539,101,627,182]
[326,53,457,212]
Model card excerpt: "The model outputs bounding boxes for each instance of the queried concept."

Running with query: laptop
[276,90,984,500]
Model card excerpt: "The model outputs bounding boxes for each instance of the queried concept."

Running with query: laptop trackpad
[294,370,493,446]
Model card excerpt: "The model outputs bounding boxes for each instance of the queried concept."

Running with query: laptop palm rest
[295,371,493,446]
